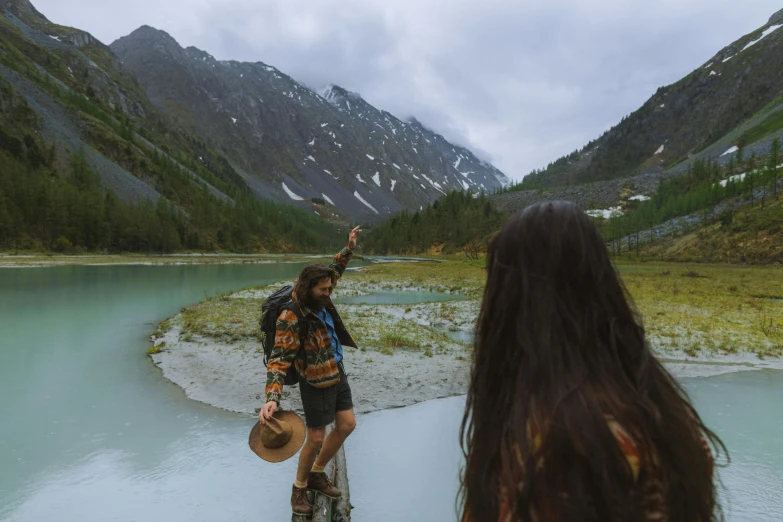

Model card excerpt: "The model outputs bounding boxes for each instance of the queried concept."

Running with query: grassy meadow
[153,256,783,361]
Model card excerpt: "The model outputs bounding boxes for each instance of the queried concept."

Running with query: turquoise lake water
[0,264,780,521]
[334,290,468,305]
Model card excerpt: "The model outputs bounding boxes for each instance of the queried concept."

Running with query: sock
[294,480,307,489]
[311,463,325,473]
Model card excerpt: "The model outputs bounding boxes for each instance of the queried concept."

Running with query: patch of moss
[159,258,783,360]
[147,341,165,354]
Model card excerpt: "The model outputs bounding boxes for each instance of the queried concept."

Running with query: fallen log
[332,445,351,522]
[311,450,335,522]
[292,424,351,522]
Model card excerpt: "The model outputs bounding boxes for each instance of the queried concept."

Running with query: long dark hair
[294,264,336,305]
[459,201,725,522]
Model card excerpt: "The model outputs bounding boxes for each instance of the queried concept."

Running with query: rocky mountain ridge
[109,25,507,222]
[0,0,507,230]
[517,9,783,191]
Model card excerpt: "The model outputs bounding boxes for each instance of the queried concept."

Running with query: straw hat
[248,411,306,463]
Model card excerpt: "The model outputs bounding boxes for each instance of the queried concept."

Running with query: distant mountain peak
[124,25,179,45]
[111,25,191,66]
[110,26,508,218]
[321,84,365,107]
[770,8,783,25]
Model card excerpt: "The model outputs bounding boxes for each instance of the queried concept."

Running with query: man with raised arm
[259,226,361,517]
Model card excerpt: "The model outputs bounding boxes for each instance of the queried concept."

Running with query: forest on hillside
[599,141,781,255]
[366,140,782,260]
[0,27,345,254]
[0,96,343,257]
[363,191,507,255]
[0,144,343,253]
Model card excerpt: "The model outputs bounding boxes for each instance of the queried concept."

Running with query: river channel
[0,264,780,521]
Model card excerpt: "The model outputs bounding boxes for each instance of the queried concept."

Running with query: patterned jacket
[265,247,357,405]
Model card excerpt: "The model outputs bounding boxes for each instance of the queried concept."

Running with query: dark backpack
[259,285,308,386]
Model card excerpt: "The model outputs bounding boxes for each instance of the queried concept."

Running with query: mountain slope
[110,27,507,222]
[0,0,344,252]
[363,190,507,255]
[518,9,783,189]
[638,189,783,264]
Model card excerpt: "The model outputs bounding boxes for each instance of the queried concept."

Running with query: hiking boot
[291,484,313,516]
[307,471,342,498]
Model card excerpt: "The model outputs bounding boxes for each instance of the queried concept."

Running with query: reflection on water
[1,265,781,521]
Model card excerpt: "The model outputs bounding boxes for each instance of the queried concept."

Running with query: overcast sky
[33,0,783,180]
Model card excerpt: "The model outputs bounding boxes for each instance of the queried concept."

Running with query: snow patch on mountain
[719,173,747,187]
[586,207,623,219]
[742,24,782,52]
[354,191,378,214]
[420,173,446,194]
[282,183,304,201]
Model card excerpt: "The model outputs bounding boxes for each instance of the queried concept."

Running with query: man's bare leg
[313,408,356,469]
[296,427,325,485]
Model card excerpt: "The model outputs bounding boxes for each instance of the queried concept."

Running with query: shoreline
[149,326,783,417]
[146,263,783,416]
[0,252,442,268]
[0,253,346,267]
[148,275,480,416]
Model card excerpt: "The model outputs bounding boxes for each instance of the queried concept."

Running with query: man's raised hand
[348,225,361,250]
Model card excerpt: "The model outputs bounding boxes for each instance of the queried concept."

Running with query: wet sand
[148,275,783,416]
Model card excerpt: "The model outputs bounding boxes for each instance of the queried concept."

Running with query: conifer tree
[770,138,780,201]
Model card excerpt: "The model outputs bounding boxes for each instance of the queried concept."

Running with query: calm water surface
[334,291,468,305]
[0,265,781,521]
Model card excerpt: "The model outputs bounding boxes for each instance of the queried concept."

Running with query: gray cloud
[35,0,783,179]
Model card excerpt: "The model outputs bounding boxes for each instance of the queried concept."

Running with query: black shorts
[298,362,353,428]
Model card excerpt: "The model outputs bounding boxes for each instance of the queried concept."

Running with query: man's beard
[303,292,330,311]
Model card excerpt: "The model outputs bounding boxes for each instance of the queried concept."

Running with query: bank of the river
[148,259,783,415]
[0,252,358,267]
